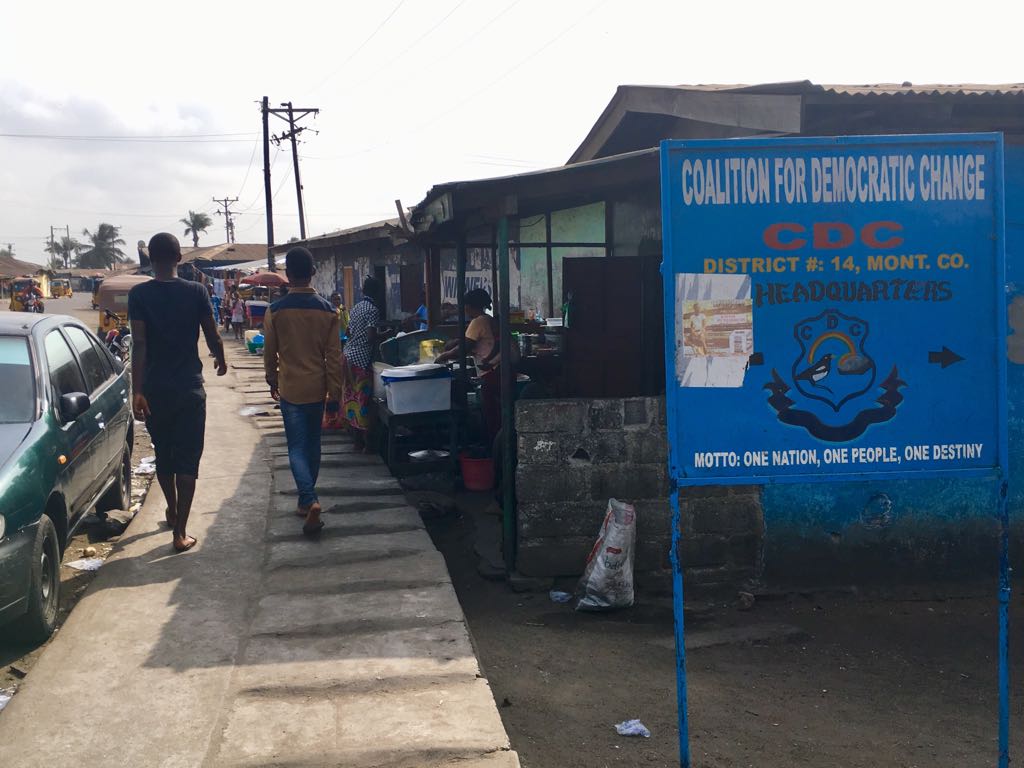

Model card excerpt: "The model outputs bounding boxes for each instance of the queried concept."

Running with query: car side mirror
[60,392,91,422]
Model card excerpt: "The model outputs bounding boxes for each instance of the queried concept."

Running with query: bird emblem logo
[765,309,905,442]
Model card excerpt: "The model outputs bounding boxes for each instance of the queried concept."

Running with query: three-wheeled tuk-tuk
[8,278,44,312]
[96,275,151,337]
[50,278,72,298]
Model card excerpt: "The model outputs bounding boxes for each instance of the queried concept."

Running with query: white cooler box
[381,364,452,414]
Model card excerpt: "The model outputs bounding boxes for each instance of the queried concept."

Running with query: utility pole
[268,101,319,241]
[49,225,71,267]
[212,196,240,243]
[262,96,275,271]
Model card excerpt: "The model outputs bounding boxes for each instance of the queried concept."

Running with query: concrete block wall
[514,397,764,593]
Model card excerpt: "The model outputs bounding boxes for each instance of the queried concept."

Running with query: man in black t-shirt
[129,232,226,553]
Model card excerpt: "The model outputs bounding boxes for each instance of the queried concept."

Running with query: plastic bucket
[460,453,495,491]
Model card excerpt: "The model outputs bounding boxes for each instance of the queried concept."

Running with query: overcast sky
[1,0,1020,265]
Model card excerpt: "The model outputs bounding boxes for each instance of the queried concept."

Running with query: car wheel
[96,443,131,513]
[9,515,61,645]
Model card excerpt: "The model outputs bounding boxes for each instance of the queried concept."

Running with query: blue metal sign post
[659,134,1008,767]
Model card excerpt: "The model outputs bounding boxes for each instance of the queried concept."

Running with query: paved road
[1,290,96,328]
[0,340,519,767]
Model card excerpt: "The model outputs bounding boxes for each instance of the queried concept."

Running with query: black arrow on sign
[928,346,964,369]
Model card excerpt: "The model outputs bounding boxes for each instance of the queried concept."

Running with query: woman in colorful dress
[342,277,383,451]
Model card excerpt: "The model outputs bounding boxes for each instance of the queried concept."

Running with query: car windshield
[0,336,35,423]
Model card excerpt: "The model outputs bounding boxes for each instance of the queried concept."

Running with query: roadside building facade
[411,81,1024,592]
[271,220,427,322]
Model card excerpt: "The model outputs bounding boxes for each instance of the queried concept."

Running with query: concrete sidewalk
[0,343,518,767]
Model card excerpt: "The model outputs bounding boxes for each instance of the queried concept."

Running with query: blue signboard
[660,134,1007,486]
[659,134,1008,768]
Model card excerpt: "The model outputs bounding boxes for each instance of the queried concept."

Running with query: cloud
[0,83,259,260]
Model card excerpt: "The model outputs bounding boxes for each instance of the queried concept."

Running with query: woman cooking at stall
[435,288,502,445]
[342,276,384,451]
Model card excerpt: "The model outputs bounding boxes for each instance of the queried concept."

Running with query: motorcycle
[22,295,44,313]
[103,310,132,363]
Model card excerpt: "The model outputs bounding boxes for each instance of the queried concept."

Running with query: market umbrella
[240,272,288,287]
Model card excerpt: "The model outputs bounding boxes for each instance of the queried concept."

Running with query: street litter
[0,689,14,712]
[549,590,573,603]
[64,558,104,572]
[576,499,636,611]
[133,464,156,476]
[238,406,270,417]
[614,719,651,738]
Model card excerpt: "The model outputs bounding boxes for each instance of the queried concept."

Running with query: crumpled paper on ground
[64,558,104,572]
[614,719,651,738]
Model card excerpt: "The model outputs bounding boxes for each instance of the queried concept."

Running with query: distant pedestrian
[330,292,350,339]
[263,247,344,537]
[341,277,383,452]
[229,291,246,339]
[129,232,227,553]
[207,284,222,350]
[415,289,428,330]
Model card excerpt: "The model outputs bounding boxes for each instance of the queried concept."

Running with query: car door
[42,329,102,514]
[63,325,123,483]
[88,331,130,463]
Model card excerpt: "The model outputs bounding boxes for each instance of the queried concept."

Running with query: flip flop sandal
[302,521,325,537]
[173,536,198,553]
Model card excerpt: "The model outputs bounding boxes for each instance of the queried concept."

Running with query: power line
[235,137,260,199]
[272,165,292,201]
[238,146,282,212]
[344,0,471,90]
[0,132,257,143]
[417,0,611,133]
[0,199,203,218]
[283,3,605,168]
[311,0,408,92]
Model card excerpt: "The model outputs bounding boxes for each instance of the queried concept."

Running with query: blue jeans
[280,399,325,508]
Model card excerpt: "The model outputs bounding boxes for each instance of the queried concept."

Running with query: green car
[0,314,133,643]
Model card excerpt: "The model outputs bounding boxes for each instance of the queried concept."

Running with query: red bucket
[460,454,495,491]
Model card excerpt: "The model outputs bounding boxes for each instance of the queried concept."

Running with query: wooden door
[563,255,663,398]
[400,263,423,312]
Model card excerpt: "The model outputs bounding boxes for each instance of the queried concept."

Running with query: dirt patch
[1,423,155,698]
[425,506,1024,768]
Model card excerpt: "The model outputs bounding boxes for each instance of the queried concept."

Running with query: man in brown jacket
[263,247,343,536]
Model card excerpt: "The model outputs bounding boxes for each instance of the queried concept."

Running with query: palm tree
[78,224,127,269]
[45,235,83,269]
[180,210,213,248]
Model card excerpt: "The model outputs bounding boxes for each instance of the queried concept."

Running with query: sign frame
[661,133,1007,488]
[659,133,1009,768]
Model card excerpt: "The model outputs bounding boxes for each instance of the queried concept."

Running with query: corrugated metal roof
[303,218,400,241]
[180,243,267,264]
[0,255,47,279]
[661,81,1024,97]
[270,219,405,254]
